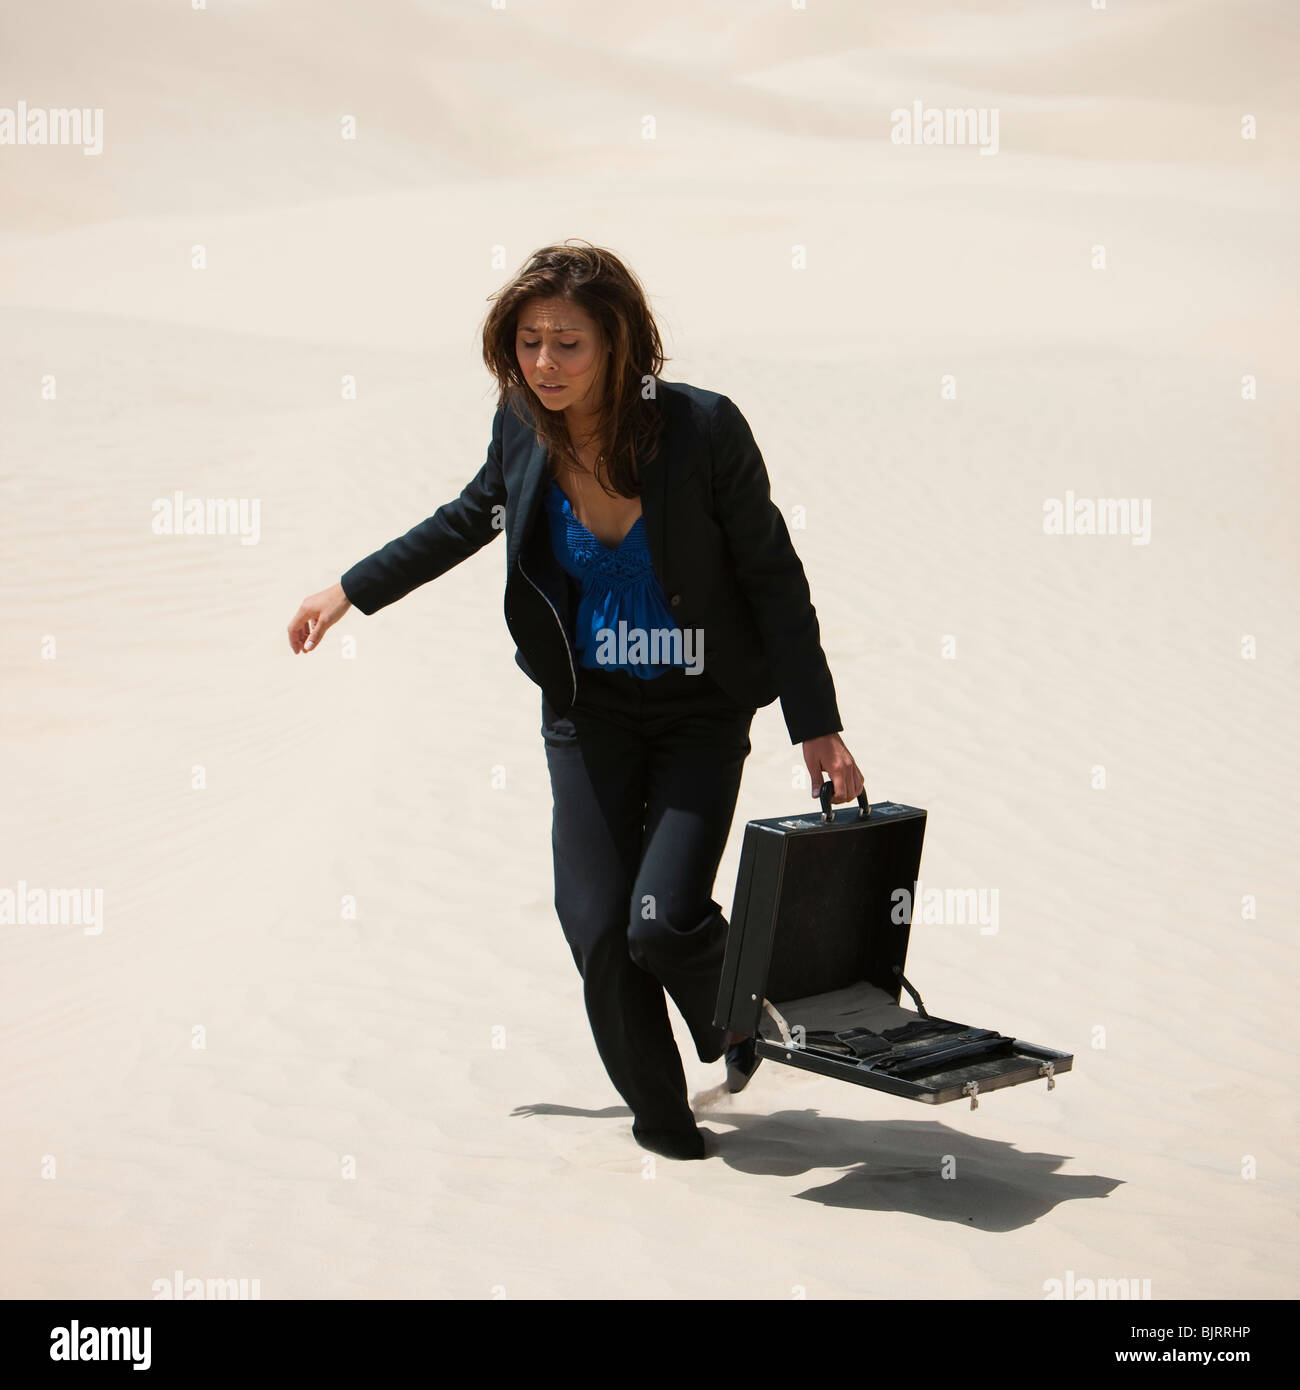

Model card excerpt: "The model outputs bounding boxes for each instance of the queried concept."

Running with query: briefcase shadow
[695,1109,1120,1230]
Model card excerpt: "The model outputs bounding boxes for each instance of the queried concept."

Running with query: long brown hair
[480,240,669,497]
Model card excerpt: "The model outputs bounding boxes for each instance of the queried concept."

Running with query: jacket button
[669,593,681,607]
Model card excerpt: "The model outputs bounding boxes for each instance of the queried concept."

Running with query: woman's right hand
[287,582,352,653]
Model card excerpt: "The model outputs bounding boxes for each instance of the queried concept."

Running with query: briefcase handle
[818,779,870,823]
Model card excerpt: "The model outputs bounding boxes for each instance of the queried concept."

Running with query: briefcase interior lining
[755,979,1072,1103]
[761,981,920,1037]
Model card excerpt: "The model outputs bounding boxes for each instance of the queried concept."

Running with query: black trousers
[541,662,757,1134]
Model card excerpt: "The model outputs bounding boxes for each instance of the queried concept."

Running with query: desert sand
[1,0,1296,1299]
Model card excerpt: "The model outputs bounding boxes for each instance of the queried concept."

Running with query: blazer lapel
[638,436,667,581]
[507,433,550,572]
[639,386,684,582]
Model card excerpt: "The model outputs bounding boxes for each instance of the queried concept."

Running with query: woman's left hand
[802,732,866,805]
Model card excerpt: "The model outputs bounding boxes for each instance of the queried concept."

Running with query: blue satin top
[543,477,688,679]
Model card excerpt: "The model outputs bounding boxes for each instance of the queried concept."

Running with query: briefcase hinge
[760,997,794,1048]
[892,964,930,1018]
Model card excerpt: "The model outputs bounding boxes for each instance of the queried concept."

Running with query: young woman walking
[287,241,865,1161]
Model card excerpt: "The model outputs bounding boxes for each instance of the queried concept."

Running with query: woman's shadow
[513,1099,1119,1232]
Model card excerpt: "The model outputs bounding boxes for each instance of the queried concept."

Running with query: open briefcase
[713,787,1072,1108]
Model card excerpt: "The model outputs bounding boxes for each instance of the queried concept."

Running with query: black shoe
[631,1123,706,1161]
[725,1036,762,1094]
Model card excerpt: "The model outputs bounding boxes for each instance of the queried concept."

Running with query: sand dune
[1,0,1296,1299]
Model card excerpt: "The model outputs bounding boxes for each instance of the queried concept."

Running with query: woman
[287,241,865,1161]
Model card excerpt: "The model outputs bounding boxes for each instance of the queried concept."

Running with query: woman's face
[515,297,606,415]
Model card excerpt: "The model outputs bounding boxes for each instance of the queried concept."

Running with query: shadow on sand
[512,1100,1118,1230]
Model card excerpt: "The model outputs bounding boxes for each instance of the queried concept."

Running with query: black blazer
[339,379,842,745]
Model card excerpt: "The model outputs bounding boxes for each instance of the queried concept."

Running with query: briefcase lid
[715,801,927,1038]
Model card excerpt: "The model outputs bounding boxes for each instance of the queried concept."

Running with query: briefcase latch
[1038,1061,1056,1091]
[961,1080,980,1110]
